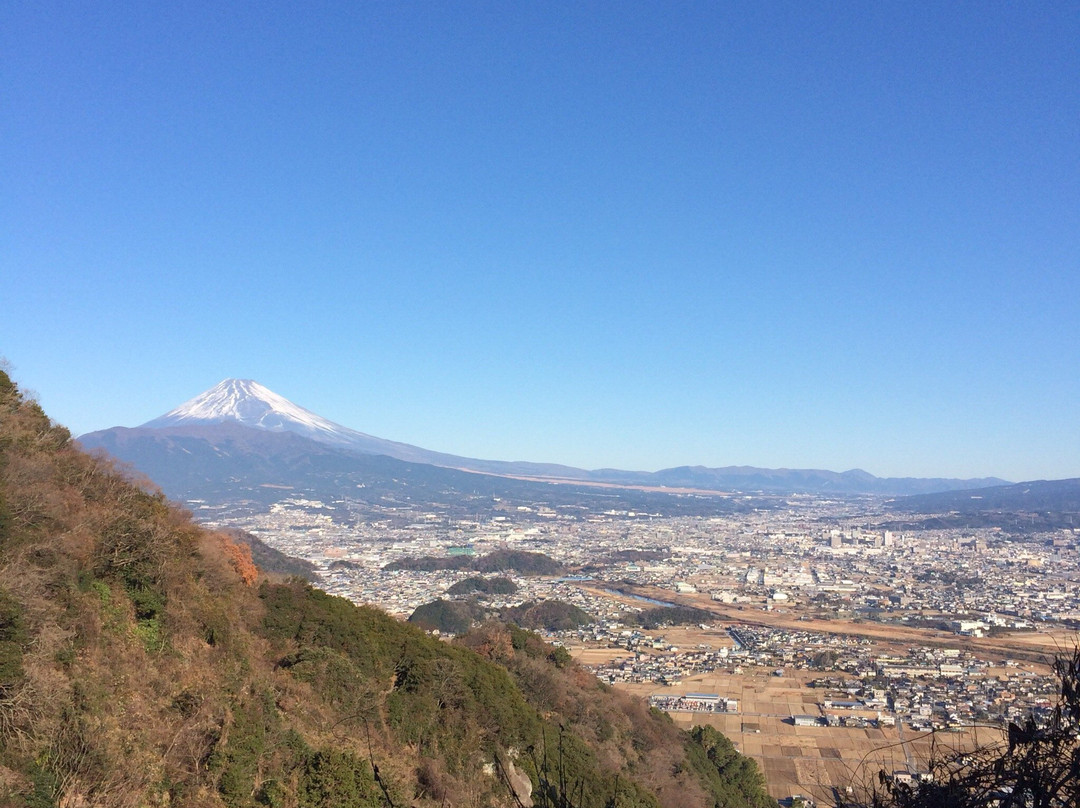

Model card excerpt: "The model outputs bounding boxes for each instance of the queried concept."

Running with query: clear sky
[2,2,1078,482]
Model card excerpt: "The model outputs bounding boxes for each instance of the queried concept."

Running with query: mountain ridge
[893,477,1080,514]
[0,366,777,808]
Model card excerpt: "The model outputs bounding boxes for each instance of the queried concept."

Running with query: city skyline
[3,3,1078,482]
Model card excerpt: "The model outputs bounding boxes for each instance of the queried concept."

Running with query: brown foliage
[458,622,516,663]
[218,533,259,586]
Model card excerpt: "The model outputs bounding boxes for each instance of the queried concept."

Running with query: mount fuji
[140,378,450,463]
[144,379,352,438]
[82,378,592,486]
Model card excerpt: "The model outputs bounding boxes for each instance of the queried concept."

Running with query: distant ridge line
[81,378,1011,497]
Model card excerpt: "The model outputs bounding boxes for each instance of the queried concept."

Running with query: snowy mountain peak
[141,378,360,445]
[139,378,477,465]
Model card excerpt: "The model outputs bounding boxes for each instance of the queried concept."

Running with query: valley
[189,492,1077,804]
[71,378,1080,805]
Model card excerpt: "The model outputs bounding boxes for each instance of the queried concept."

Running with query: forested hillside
[0,369,775,808]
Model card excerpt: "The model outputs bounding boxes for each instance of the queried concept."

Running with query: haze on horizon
[2,3,1077,483]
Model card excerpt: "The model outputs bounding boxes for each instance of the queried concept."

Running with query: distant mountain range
[893,478,1080,514]
[79,378,1010,504]
[883,478,1080,533]
[76,420,763,520]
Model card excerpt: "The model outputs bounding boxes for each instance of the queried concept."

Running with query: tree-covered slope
[446,576,518,597]
[0,369,775,808]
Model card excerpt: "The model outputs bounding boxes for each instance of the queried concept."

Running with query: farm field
[565,585,1062,803]
[619,667,991,804]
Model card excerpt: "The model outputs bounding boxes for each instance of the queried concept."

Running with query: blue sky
[3,2,1078,481]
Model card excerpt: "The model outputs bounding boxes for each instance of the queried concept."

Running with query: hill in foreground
[0,369,775,808]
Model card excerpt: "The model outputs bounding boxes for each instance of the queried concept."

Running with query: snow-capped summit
[142,378,374,450]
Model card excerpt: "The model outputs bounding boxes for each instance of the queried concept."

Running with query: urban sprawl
[195,493,1076,755]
